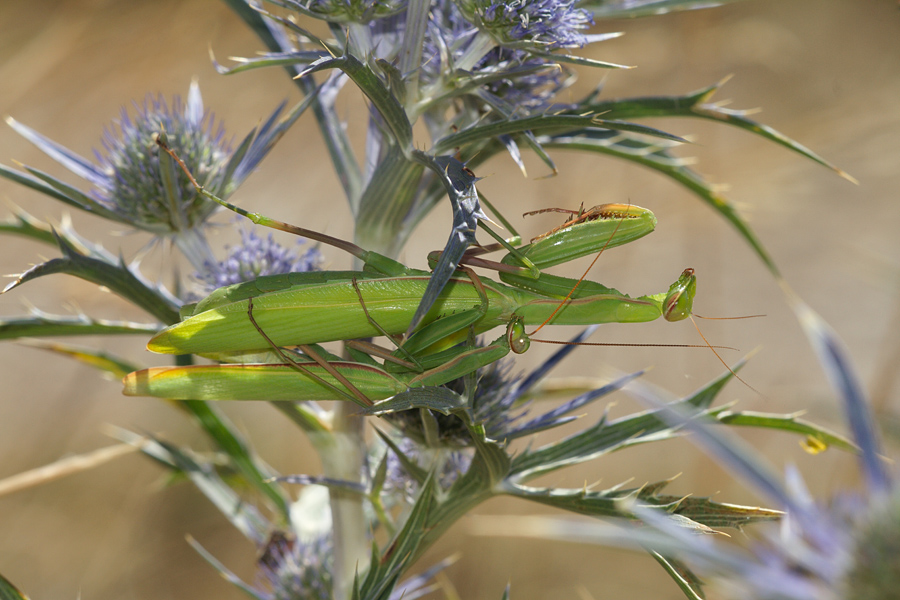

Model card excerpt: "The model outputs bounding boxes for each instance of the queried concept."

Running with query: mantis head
[663,268,697,322]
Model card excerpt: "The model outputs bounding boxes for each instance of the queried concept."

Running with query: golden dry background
[1,1,898,598]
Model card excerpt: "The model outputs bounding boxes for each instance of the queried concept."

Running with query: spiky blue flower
[477,49,572,110]
[455,0,594,50]
[195,227,323,294]
[257,531,334,600]
[92,84,229,235]
[4,81,301,269]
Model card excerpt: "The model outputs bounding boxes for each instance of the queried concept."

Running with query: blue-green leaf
[2,230,180,324]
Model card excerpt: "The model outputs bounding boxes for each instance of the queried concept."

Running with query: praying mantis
[122,206,697,406]
[123,143,699,407]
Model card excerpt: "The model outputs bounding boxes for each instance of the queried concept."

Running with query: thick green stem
[398,0,430,108]
[319,403,369,600]
[354,145,425,258]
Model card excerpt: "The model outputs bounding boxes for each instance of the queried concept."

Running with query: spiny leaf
[432,113,686,155]
[2,230,180,324]
[0,573,29,600]
[359,475,437,600]
[220,0,363,201]
[0,313,159,342]
[502,480,780,529]
[509,363,743,479]
[297,53,414,151]
[578,81,853,181]
[187,536,269,600]
[0,205,56,246]
[18,340,140,379]
[113,428,271,543]
[648,551,706,600]
[716,410,857,453]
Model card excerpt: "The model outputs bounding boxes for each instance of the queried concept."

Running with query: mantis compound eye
[507,316,530,354]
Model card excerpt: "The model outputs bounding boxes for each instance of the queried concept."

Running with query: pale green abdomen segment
[149,275,514,354]
[122,363,407,401]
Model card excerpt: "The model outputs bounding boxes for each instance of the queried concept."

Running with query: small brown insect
[524,203,644,242]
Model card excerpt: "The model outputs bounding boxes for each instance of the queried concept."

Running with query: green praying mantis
[123,143,700,408]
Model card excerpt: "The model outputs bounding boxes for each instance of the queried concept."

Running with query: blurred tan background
[1,0,898,598]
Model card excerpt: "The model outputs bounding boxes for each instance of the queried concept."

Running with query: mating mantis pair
[123,146,699,408]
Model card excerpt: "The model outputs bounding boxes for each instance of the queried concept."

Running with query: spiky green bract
[3,225,180,325]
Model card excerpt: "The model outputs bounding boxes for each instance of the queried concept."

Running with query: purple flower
[455,0,594,49]
[5,81,295,243]
[256,530,334,600]
[195,227,323,294]
[92,84,230,234]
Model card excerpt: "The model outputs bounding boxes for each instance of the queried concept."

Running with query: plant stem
[321,402,370,600]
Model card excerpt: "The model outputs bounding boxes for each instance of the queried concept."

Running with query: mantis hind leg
[348,278,425,372]
[245,297,374,407]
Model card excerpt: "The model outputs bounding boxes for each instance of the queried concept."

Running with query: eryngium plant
[0,1,857,599]
[494,300,892,600]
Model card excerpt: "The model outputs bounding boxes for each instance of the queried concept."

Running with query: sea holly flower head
[380,357,524,498]
[4,80,300,270]
[6,81,229,237]
[93,84,229,235]
[282,0,405,23]
[194,227,323,294]
[384,356,524,448]
[454,0,594,50]
[477,49,572,110]
[257,531,334,600]
[382,437,474,501]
